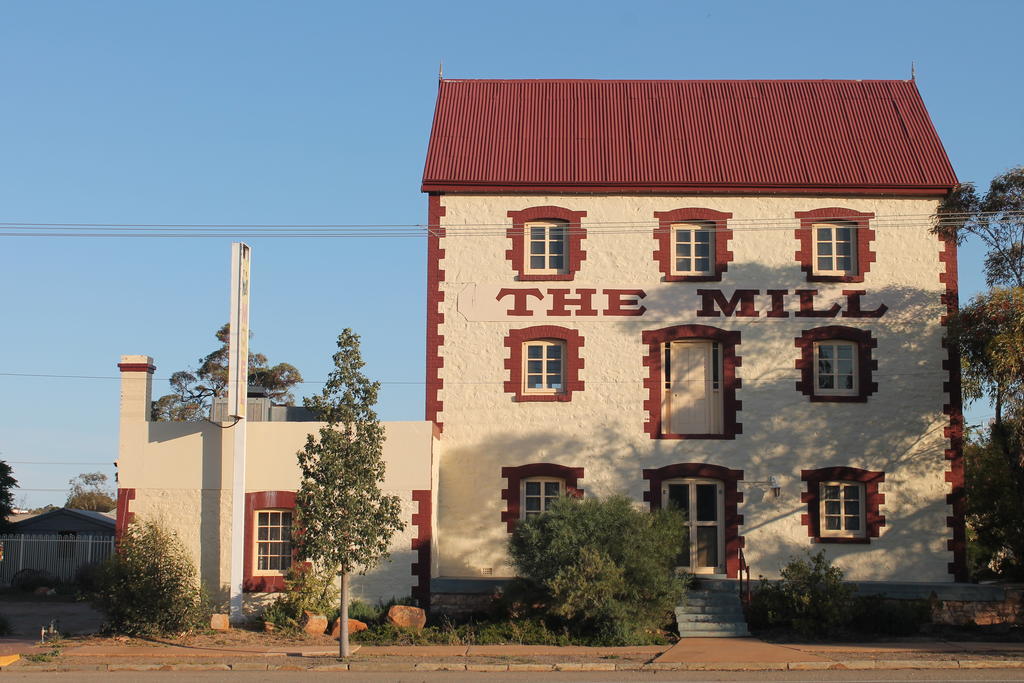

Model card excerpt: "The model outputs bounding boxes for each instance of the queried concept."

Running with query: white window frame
[523,340,565,395]
[524,220,569,275]
[812,221,857,276]
[813,340,858,396]
[670,221,716,276]
[254,509,293,576]
[819,481,866,539]
[521,477,564,519]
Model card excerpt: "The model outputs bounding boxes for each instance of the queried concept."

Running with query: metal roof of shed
[422,79,957,194]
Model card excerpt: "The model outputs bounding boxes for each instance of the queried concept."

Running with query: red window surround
[794,325,878,403]
[500,464,584,532]
[642,464,744,578]
[503,326,585,402]
[794,207,876,283]
[506,206,587,281]
[652,208,734,282]
[243,490,296,593]
[641,324,742,439]
[801,467,885,544]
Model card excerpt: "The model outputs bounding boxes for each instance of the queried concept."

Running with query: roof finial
[911,61,916,81]
[439,60,443,82]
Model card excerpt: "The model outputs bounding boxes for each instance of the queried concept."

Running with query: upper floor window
[522,477,564,518]
[672,223,715,276]
[506,206,587,281]
[653,208,733,282]
[524,340,564,395]
[794,207,875,283]
[814,341,857,396]
[813,222,857,276]
[526,222,568,275]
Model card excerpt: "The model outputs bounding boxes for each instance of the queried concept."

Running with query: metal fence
[0,534,115,585]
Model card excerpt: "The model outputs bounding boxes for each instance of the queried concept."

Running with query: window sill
[809,394,868,403]
[813,536,870,544]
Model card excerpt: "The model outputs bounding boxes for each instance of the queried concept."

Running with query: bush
[11,568,58,592]
[73,562,104,594]
[850,596,930,636]
[262,564,339,631]
[507,494,686,644]
[747,550,854,638]
[89,520,208,636]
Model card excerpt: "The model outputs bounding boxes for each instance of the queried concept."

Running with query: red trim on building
[642,464,744,578]
[423,183,954,197]
[243,491,296,593]
[940,235,967,581]
[506,206,588,281]
[800,467,885,544]
[117,362,156,373]
[794,208,876,283]
[794,326,878,403]
[410,490,432,607]
[652,208,734,282]
[426,194,447,433]
[503,326,585,402]
[114,488,135,544]
[641,324,742,439]
[500,464,584,533]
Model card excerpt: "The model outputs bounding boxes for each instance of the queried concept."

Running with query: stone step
[676,612,747,624]
[678,621,751,637]
[677,605,746,617]
[683,595,743,607]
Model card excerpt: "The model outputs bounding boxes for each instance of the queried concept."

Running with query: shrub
[850,596,930,636]
[90,520,208,636]
[507,494,686,644]
[262,564,339,631]
[11,568,58,592]
[747,550,854,638]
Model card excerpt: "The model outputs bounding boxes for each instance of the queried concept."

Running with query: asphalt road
[4,670,1024,681]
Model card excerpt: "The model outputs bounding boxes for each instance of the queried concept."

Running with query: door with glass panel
[663,478,725,574]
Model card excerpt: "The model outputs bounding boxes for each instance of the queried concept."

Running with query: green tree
[965,433,1024,579]
[66,472,116,512]
[151,323,303,421]
[507,494,686,644]
[294,330,404,657]
[0,462,17,532]
[937,167,1024,576]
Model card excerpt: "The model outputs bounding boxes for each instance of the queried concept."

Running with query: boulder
[32,586,52,596]
[209,614,230,631]
[330,618,368,638]
[386,605,426,630]
[302,611,328,636]
[263,621,276,633]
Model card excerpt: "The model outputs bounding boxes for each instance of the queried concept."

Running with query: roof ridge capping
[423,79,957,193]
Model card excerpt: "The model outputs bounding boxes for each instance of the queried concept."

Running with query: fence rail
[0,534,115,585]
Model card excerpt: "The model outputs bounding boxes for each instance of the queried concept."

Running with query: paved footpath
[1,637,1023,672]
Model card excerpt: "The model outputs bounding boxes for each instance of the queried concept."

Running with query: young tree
[66,472,116,512]
[151,323,303,421]
[294,330,404,657]
[0,462,18,532]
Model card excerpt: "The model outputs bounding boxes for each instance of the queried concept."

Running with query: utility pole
[227,242,251,622]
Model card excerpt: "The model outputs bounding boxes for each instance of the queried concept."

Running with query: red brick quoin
[425,194,446,432]
[653,208,734,282]
[642,464,744,578]
[794,207,876,283]
[801,467,885,544]
[641,324,742,439]
[794,325,878,403]
[114,488,136,545]
[503,326,585,402]
[500,464,584,533]
[506,206,587,281]
[243,491,296,593]
[410,490,432,607]
[940,234,967,581]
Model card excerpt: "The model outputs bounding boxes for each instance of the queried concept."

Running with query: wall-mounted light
[768,475,781,498]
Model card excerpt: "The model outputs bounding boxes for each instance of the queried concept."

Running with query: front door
[665,341,722,434]
[664,478,725,575]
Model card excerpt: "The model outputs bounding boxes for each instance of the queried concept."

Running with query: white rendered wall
[432,194,954,582]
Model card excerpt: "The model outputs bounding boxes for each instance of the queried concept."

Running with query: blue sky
[0,1,1020,507]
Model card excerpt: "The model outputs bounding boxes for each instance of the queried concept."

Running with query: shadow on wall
[437,259,957,581]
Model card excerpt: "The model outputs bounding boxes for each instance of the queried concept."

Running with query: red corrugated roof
[422,79,957,194]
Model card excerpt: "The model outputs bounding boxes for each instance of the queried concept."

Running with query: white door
[663,478,725,575]
[665,341,721,434]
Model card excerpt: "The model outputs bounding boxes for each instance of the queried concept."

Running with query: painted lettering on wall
[496,288,647,317]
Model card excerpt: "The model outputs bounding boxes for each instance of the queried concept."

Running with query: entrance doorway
[663,478,725,575]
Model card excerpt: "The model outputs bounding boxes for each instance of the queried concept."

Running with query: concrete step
[676,613,747,624]
[683,595,744,607]
[677,605,746,617]
[677,622,751,637]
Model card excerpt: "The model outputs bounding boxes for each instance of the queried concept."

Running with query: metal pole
[339,572,350,658]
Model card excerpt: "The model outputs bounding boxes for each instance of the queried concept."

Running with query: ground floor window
[522,477,563,518]
[800,467,884,544]
[255,509,293,574]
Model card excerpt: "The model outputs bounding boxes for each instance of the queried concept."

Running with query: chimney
[118,355,156,423]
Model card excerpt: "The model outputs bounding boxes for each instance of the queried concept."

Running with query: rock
[263,621,276,632]
[33,586,51,596]
[386,605,426,630]
[330,618,368,638]
[209,614,230,631]
[302,611,328,636]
